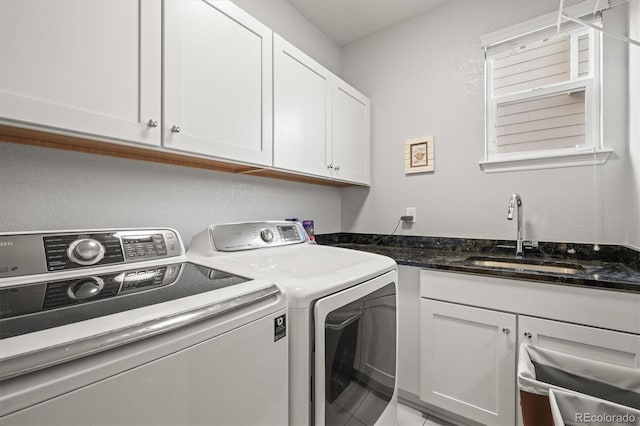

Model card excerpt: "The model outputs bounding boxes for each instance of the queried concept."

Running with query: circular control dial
[68,238,106,265]
[67,277,105,300]
[260,229,274,243]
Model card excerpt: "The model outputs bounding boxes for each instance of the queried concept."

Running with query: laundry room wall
[628,0,640,250]
[340,0,635,247]
[0,143,341,243]
[0,143,341,244]
[232,0,342,75]
[0,0,343,245]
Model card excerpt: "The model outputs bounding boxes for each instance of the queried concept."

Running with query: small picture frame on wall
[405,136,434,174]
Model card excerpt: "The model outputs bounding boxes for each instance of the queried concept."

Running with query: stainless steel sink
[466,257,585,275]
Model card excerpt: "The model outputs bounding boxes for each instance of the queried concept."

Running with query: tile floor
[328,381,392,425]
[395,403,454,426]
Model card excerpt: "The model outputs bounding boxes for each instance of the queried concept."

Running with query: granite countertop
[316,234,640,293]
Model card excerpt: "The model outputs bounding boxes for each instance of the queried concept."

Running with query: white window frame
[480,14,612,173]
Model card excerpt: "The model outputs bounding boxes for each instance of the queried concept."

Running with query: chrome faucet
[507,193,524,258]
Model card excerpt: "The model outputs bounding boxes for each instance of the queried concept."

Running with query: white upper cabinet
[0,0,368,184]
[163,0,273,166]
[273,35,371,185]
[0,0,161,146]
[273,35,332,178]
[331,80,370,185]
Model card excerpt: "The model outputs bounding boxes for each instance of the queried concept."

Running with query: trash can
[518,344,640,426]
[549,389,640,426]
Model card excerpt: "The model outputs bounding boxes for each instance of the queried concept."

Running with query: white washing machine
[0,228,288,426]
[189,221,399,426]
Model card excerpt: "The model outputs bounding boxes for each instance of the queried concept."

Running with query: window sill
[478,149,613,173]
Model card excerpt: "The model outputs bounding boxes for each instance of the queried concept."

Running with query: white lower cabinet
[519,315,640,368]
[418,270,640,426]
[420,299,516,426]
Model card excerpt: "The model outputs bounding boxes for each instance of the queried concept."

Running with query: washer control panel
[0,229,183,279]
[121,233,180,261]
[44,233,124,270]
[209,221,307,252]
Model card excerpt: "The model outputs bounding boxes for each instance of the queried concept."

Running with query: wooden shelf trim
[0,125,351,187]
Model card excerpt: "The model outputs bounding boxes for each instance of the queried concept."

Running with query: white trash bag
[518,345,640,426]
[549,388,640,426]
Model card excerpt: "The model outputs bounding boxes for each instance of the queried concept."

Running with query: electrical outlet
[406,207,416,223]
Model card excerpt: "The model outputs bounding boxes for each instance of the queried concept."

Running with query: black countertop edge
[316,233,640,268]
[315,234,640,294]
[399,259,639,293]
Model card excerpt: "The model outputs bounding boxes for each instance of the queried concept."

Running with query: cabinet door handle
[524,332,532,339]
[334,165,341,171]
[327,164,333,169]
[170,125,181,133]
[147,119,158,128]
[502,327,510,334]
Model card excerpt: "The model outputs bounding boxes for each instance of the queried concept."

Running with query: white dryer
[189,221,398,426]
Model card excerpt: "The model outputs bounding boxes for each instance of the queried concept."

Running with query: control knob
[68,238,106,265]
[260,228,274,243]
[67,277,105,300]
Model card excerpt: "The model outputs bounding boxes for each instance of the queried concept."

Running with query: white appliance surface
[0,277,277,361]
[188,221,399,426]
[0,228,289,426]
[189,243,396,308]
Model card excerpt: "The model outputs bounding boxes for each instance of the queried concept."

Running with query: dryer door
[314,270,398,426]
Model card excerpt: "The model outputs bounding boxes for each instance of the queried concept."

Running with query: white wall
[340,0,632,246]
[0,143,341,244]
[628,2,640,250]
[0,1,344,245]
[232,0,342,75]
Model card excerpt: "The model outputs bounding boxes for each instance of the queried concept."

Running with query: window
[480,15,612,172]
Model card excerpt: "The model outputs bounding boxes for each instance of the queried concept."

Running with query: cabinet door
[420,299,516,426]
[331,79,370,184]
[163,0,272,166]
[273,35,331,177]
[519,316,640,368]
[0,0,161,146]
